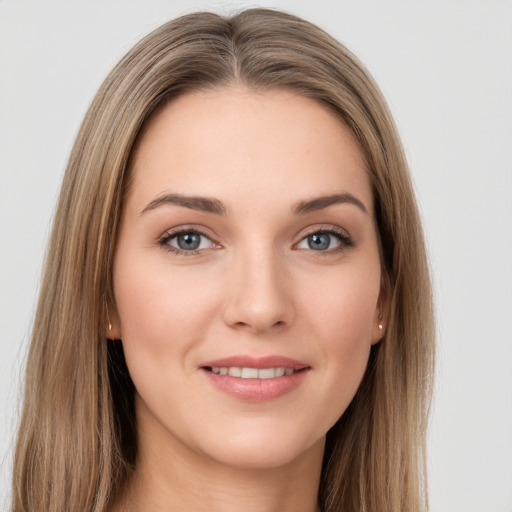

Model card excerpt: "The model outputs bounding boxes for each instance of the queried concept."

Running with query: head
[13,8,434,512]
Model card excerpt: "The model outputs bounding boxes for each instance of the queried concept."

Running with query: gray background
[1,1,511,510]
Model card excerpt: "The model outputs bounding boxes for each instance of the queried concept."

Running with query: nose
[222,245,295,334]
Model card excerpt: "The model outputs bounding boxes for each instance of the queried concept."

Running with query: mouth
[205,366,303,379]
[200,356,310,401]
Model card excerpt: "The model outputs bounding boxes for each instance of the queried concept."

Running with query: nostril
[223,289,295,332]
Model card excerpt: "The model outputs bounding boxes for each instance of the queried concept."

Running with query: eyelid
[158,225,221,255]
[294,224,355,251]
[157,223,354,256]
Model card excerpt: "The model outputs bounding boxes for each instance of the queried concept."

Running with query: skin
[109,87,386,512]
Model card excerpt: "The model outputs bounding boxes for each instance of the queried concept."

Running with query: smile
[208,367,296,379]
[201,356,310,401]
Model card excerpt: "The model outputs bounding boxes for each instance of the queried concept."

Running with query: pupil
[308,233,330,251]
[178,233,200,250]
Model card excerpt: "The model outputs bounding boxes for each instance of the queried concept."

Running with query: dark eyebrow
[140,193,227,216]
[292,192,368,215]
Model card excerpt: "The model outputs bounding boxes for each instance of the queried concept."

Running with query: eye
[296,229,353,252]
[160,229,216,254]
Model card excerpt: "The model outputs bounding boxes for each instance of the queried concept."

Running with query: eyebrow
[140,191,367,216]
[292,192,368,215]
[140,193,227,215]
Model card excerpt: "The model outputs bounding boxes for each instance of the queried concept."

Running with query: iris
[307,233,331,250]
[177,233,201,250]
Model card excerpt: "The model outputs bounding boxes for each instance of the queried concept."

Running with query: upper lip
[200,355,309,370]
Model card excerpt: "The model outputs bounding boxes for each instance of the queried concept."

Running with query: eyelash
[157,225,355,256]
[158,227,216,256]
[297,226,355,254]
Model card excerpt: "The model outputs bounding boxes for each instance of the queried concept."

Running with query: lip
[200,355,310,402]
[201,355,309,370]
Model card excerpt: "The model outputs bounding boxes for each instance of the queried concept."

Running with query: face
[112,87,385,471]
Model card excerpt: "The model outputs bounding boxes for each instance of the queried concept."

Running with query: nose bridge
[223,239,293,332]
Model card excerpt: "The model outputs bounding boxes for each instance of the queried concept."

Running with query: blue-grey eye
[167,232,213,251]
[297,232,342,251]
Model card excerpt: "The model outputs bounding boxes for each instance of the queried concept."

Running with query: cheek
[112,252,219,364]
[302,262,380,345]
[297,262,380,413]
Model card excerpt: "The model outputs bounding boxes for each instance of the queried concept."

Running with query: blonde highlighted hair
[12,8,434,512]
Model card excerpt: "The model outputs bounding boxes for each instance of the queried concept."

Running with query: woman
[12,8,434,512]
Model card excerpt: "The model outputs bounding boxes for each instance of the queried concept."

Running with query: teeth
[210,367,295,379]
[228,367,242,377]
[241,367,258,379]
[258,368,277,379]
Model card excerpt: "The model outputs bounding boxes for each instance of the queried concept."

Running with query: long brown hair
[12,8,434,511]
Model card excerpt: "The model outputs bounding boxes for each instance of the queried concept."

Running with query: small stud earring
[378,323,383,330]
[106,307,114,340]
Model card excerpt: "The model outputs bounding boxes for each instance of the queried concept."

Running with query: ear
[105,298,122,340]
[371,274,390,345]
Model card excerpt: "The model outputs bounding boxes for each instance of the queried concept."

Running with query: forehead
[126,87,373,215]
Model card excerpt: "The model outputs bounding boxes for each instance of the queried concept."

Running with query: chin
[189,419,326,471]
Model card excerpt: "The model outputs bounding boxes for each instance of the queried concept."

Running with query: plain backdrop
[0,1,511,510]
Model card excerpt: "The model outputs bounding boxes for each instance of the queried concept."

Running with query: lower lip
[202,368,309,401]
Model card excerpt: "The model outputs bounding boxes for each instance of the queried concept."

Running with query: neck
[120,456,323,512]
[111,415,324,512]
